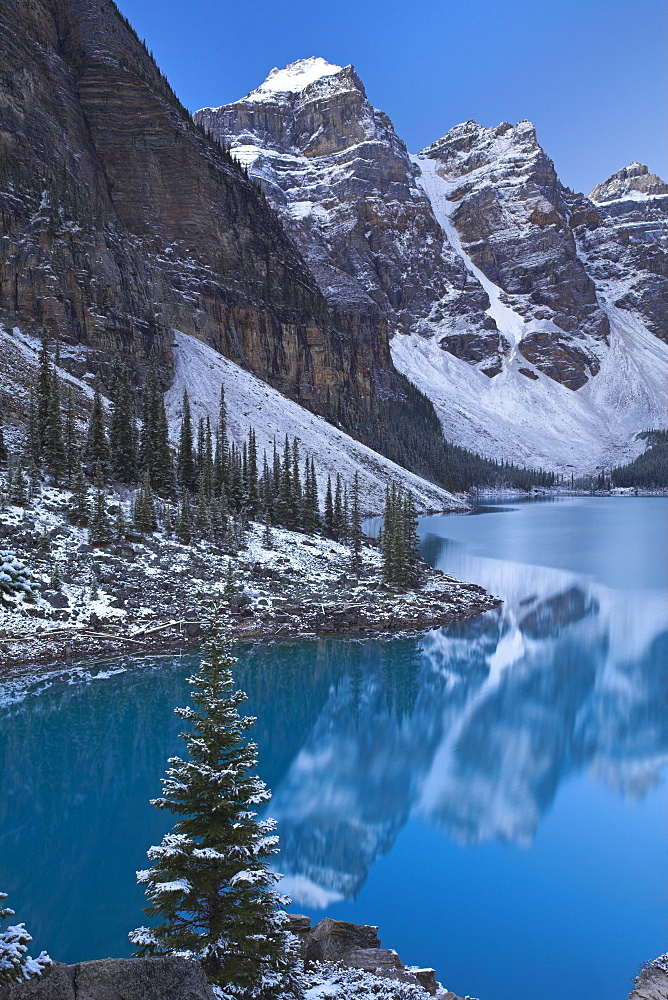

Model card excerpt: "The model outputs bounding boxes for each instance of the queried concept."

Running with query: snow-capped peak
[589,162,668,204]
[243,57,343,102]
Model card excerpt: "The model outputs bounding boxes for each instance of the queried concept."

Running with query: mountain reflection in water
[259,522,668,905]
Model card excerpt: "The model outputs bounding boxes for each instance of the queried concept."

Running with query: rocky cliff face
[196,59,491,363]
[582,162,668,344]
[418,121,610,389]
[0,7,390,430]
[199,58,668,473]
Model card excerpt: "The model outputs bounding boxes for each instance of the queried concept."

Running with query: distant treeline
[368,381,557,492]
[610,431,668,489]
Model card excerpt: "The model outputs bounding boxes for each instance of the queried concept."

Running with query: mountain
[0,2,471,506]
[197,59,668,474]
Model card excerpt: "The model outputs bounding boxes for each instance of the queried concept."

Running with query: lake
[1,497,666,1000]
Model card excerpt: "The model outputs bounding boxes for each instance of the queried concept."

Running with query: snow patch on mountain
[165,331,465,513]
[240,58,343,103]
[390,158,668,475]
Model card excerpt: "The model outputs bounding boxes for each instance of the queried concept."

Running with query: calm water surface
[1,497,666,1000]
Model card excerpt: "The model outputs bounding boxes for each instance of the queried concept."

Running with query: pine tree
[381,485,401,586]
[246,428,259,516]
[11,465,28,506]
[177,391,197,491]
[129,624,300,998]
[262,515,273,549]
[35,332,51,459]
[381,486,421,587]
[63,388,77,482]
[195,476,210,537]
[333,474,345,540]
[109,364,138,483]
[302,457,320,535]
[114,505,128,542]
[290,438,302,529]
[176,492,192,544]
[278,436,292,527]
[89,463,111,546]
[140,366,174,496]
[349,473,363,575]
[400,492,421,587]
[26,391,40,468]
[324,476,334,537]
[222,559,235,596]
[0,423,7,465]
[44,369,65,482]
[134,471,158,534]
[0,891,51,986]
[68,459,89,525]
[0,552,36,606]
[84,379,109,475]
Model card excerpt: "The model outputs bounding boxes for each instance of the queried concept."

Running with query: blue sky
[116,0,665,195]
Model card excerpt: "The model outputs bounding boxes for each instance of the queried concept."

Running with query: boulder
[0,957,214,1000]
[305,917,380,963]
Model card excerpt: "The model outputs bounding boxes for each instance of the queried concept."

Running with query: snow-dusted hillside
[164,331,464,513]
[198,59,668,477]
[392,158,668,474]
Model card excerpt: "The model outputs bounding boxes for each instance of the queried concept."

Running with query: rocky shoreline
[0,917,472,1000]
[0,494,499,683]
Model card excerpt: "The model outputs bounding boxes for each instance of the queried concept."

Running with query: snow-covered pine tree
[84,379,109,474]
[0,892,51,986]
[0,551,36,606]
[129,624,301,998]
[0,422,7,464]
[109,364,138,484]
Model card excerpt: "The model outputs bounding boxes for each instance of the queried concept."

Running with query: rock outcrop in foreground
[628,955,668,1000]
[0,956,215,1000]
[0,920,470,1000]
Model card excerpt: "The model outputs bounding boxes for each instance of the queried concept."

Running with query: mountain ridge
[196,57,668,474]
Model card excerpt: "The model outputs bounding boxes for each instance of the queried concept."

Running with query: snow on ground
[391,157,668,476]
[164,330,465,514]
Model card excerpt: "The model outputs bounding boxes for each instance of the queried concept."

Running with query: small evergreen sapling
[0,552,36,606]
[129,623,301,998]
[0,892,51,986]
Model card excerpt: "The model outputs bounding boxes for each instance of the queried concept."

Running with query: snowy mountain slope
[197,59,668,476]
[164,331,465,513]
[392,160,668,474]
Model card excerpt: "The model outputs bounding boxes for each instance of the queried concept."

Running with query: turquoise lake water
[1,497,666,1000]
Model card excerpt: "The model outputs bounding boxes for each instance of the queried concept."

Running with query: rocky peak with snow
[589,162,668,204]
[196,59,485,336]
[578,163,668,345]
[197,57,396,159]
[195,61,667,474]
